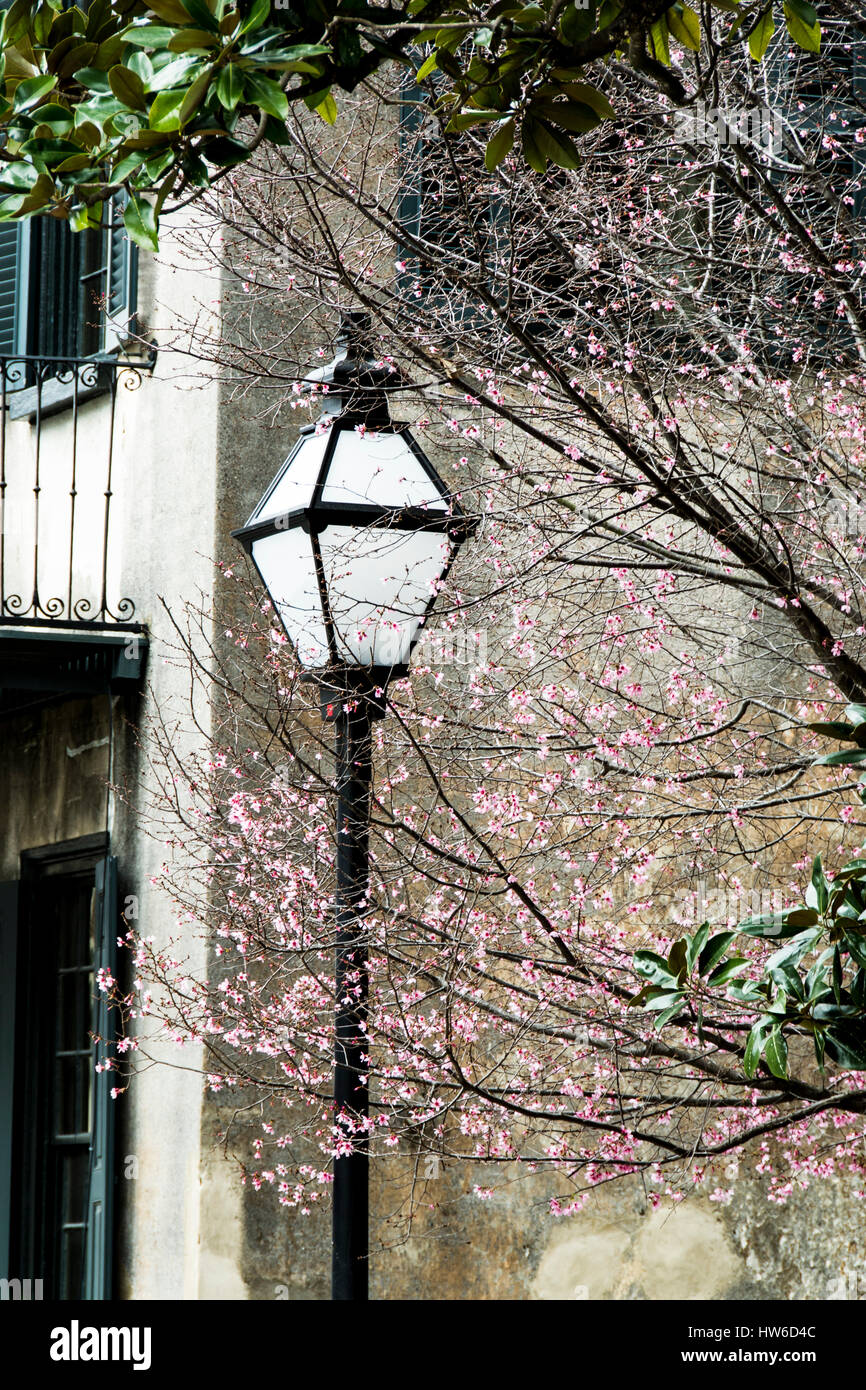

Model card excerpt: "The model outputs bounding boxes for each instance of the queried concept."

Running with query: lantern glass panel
[321,430,448,511]
[252,527,329,668]
[318,524,452,667]
[252,430,329,525]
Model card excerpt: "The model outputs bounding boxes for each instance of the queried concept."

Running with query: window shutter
[0,881,18,1282]
[0,224,21,358]
[103,196,136,350]
[83,855,117,1300]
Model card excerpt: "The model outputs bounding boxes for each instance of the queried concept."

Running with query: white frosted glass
[252,430,330,523]
[252,529,329,668]
[321,430,449,511]
[319,524,452,667]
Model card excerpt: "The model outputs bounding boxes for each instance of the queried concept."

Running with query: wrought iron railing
[0,353,154,628]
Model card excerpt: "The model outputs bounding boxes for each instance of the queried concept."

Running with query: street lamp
[232,314,476,1301]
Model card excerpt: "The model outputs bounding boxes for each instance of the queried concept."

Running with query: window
[0,840,117,1300]
[0,197,136,363]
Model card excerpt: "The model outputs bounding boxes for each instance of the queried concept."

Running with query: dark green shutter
[83,855,117,1300]
[0,881,18,1282]
[0,224,21,357]
[104,194,136,348]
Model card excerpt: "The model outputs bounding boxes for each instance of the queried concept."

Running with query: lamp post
[232,314,476,1301]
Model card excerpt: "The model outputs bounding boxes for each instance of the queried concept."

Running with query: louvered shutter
[0,881,18,1282]
[0,224,21,357]
[103,194,136,350]
[83,856,117,1299]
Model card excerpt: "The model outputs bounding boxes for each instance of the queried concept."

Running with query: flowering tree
[103,8,866,1221]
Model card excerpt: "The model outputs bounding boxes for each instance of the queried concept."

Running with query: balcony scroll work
[0,353,155,700]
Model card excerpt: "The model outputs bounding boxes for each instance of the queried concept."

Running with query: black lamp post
[233,314,475,1301]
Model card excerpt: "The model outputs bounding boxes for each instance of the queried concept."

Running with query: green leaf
[168,29,220,52]
[667,4,700,51]
[123,192,158,250]
[521,116,547,172]
[313,91,337,125]
[0,161,40,190]
[824,1025,866,1070]
[262,113,291,145]
[447,109,503,132]
[215,63,242,110]
[415,51,437,82]
[122,24,176,46]
[534,120,581,170]
[667,937,688,982]
[69,198,103,231]
[698,929,736,975]
[686,922,710,972]
[146,0,193,22]
[738,907,819,938]
[633,949,676,984]
[73,67,112,93]
[202,134,249,165]
[560,82,615,120]
[13,75,57,112]
[748,7,774,60]
[707,957,748,985]
[816,748,866,766]
[243,71,289,120]
[811,854,829,913]
[783,1,820,52]
[807,720,856,739]
[843,930,866,971]
[534,99,600,133]
[148,89,185,131]
[560,2,595,44]
[108,64,147,110]
[767,928,822,975]
[650,18,670,65]
[764,1027,788,1078]
[844,704,866,727]
[179,67,212,124]
[179,0,220,34]
[654,999,686,1029]
[484,117,515,171]
[744,1018,773,1078]
[238,0,270,34]
[643,988,686,1012]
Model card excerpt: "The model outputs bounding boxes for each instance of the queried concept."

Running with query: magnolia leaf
[148,89,185,131]
[108,65,148,110]
[238,0,270,35]
[783,1,820,52]
[13,74,57,112]
[123,191,159,249]
[561,82,615,119]
[415,51,437,82]
[764,1027,788,1078]
[122,25,177,47]
[243,71,289,120]
[650,18,671,65]
[146,0,195,24]
[179,67,212,124]
[215,63,242,111]
[748,7,774,60]
[666,4,700,51]
[698,930,736,975]
[707,957,748,985]
[534,120,581,170]
[484,117,515,171]
[314,90,337,125]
